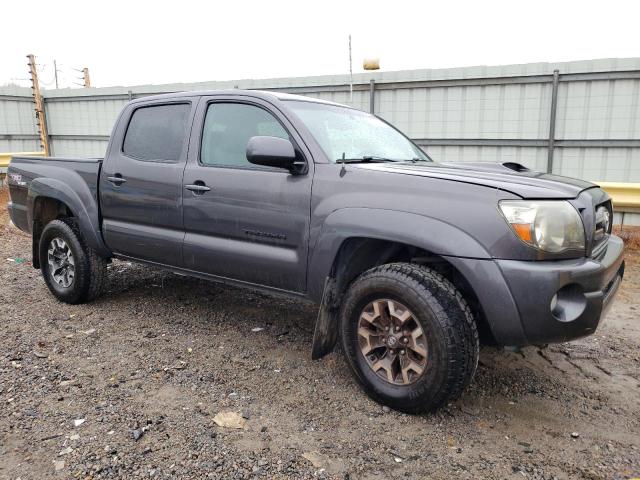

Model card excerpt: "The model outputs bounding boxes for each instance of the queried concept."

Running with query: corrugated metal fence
[2,58,640,184]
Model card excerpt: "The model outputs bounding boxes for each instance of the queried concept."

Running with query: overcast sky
[2,0,639,90]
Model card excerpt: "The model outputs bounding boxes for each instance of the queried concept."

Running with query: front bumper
[447,235,625,346]
[496,235,625,345]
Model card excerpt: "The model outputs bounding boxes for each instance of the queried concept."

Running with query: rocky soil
[1,190,639,479]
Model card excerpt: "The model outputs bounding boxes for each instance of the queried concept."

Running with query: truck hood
[351,161,596,199]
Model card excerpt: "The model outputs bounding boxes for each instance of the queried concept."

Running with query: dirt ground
[0,188,639,480]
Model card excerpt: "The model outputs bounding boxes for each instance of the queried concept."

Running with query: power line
[5,56,92,89]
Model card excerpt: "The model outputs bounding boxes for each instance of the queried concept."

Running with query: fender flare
[27,178,111,257]
[307,207,491,302]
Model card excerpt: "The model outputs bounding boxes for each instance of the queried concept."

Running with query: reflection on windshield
[286,101,431,163]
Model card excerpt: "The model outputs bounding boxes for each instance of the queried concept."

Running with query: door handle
[107,174,126,185]
[185,183,211,194]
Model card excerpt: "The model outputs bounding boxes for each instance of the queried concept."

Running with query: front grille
[592,199,612,255]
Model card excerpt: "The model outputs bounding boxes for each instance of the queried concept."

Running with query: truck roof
[129,89,350,109]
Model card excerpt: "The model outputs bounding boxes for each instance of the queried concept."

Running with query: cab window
[200,103,289,168]
[123,103,190,162]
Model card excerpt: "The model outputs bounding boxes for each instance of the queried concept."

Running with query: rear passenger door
[182,96,313,293]
[100,100,194,266]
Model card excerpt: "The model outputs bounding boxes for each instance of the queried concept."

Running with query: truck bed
[7,155,103,234]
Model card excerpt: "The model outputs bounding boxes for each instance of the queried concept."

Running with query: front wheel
[39,218,107,304]
[339,263,479,413]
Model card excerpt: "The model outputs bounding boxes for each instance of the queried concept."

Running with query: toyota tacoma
[7,90,625,412]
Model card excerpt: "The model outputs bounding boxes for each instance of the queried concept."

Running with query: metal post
[369,79,375,114]
[53,59,59,89]
[348,34,353,103]
[547,69,560,173]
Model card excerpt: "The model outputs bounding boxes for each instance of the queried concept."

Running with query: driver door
[182,96,313,293]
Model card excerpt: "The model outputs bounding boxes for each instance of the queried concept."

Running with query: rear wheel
[39,218,107,304]
[339,263,479,413]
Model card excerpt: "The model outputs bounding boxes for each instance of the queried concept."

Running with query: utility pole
[82,67,91,88]
[27,54,51,156]
[53,59,60,89]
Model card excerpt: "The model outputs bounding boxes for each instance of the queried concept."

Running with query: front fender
[28,178,110,257]
[307,207,491,302]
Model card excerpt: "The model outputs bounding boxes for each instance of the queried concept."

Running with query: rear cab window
[123,103,191,162]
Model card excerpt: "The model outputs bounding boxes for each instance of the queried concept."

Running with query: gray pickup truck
[7,90,625,412]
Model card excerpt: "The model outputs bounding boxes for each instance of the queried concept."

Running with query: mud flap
[31,220,42,269]
[311,277,340,360]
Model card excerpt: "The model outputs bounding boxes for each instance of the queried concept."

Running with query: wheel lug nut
[403,337,408,343]
[400,350,405,355]
[395,326,400,332]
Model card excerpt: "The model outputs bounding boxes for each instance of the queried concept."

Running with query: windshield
[286,101,431,163]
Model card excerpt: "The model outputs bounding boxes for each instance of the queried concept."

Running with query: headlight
[499,200,585,253]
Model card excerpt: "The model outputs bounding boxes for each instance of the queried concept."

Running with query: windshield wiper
[336,155,397,164]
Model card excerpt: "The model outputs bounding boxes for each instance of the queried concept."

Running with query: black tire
[39,218,107,304]
[339,263,479,413]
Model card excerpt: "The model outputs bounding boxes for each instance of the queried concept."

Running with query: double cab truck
[7,90,625,412]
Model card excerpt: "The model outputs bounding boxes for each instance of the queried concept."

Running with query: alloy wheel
[47,237,75,288]
[357,299,428,385]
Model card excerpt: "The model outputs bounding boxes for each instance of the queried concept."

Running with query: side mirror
[246,136,303,173]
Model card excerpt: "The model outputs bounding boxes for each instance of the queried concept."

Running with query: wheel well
[330,237,496,345]
[31,197,74,269]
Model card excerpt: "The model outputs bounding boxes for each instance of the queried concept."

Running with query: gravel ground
[1,191,639,480]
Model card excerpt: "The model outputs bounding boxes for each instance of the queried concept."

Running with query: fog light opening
[550,284,587,323]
